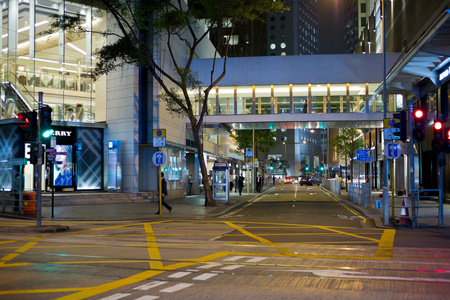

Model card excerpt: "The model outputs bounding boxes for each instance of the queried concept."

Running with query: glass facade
[198,83,393,116]
[0,0,106,122]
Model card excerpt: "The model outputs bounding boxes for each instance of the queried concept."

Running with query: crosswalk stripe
[193,273,218,280]
[168,272,191,278]
[134,281,167,291]
[160,283,193,293]
[99,293,130,300]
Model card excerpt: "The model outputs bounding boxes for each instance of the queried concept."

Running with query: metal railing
[388,188,442,228]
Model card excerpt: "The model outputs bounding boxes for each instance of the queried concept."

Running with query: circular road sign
[152,151,166,166]
[384,142,402,159]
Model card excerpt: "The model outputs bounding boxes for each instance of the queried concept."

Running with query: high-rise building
[267,0,319,56]
[344,0,371,54]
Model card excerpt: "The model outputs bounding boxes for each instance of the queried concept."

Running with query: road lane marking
[0,237,45,268]
[375,229,395,259]
[55,270,164,300]
[315,226,380,243]
[134,281,167,290]
[321,188,367,222]
[144,223,163,270]
[99,293,130,300]
[168,271,191,278]
[193,273,218,280]
[197,263,222,269]
[160,283,193,293]
[221,265,244,270]
[135,296,159,300]
[224,221,294,255]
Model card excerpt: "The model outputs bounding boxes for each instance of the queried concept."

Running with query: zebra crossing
[98,256,269,299]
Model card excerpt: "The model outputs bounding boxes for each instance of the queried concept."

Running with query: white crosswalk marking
[223,255,246,261]
[99,293,130,300]
[168,271,191,278]
[221,265,244,270]
[193,273,218,280]
[160,283,193,293]
[134,281,167,291]
[223,255,268,263]
[246,257,268,263]
[197,263,222,269]
[135,296,159,300]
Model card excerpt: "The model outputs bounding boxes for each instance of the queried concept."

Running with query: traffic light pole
[409,99,416,227]
[36,92,43,228]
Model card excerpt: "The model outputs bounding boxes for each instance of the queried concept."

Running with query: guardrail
[388,188,442,228]
[348,182,371,208]
[2,188,36,215]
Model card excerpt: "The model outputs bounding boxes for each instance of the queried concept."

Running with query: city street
[0,185,450,299]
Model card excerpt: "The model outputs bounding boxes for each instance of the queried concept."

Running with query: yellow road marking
[0,237,45,268]
[0,288,85,296]
[224,221,293,255]
[54,270,163,300]
[375,229,396,259]
[321,188,367,222]
[144,223,163,270]
[315,226,380,243]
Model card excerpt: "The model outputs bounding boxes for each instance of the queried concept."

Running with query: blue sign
[152,151,166,166]
[245,147,253,157]
[356,149,373,162]
[384,142,402,159]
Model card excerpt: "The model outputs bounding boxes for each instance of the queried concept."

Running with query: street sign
[384,142,402,159]
[45,148,56,153]
[245,147,253,157]
[152,151,166,166]
[384,118,400,128]
[384,127,401,140]
[356,149,373,162]
[153,129,166,147]
[8,158,27,166]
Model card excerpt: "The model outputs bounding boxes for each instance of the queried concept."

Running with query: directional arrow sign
[152,151,166,166]
[384,142,402,159]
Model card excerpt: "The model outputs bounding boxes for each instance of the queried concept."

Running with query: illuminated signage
[439,65,450,82]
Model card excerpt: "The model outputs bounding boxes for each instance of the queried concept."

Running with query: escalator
[0,73,38,118]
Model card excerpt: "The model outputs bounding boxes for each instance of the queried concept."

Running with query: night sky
[318,0,346,54]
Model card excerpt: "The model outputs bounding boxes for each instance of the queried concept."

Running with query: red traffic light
[414,109,424,119]
[17,112,31,124]
[434,121,443,131]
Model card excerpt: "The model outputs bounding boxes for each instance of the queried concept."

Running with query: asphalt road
[0,185,449,299]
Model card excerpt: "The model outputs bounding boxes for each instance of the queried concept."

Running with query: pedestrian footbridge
[190,53,401,130]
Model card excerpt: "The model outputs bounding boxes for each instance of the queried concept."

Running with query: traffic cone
[400,195,409,225]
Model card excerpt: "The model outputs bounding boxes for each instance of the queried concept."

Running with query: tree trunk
[191,121,216,206]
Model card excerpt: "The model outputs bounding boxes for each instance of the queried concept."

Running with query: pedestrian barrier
[389,189,442,227]
[348,182,371,208]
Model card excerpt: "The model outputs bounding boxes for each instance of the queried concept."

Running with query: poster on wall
[54,145,73,186]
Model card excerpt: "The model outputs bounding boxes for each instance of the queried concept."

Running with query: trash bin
[22,191,36,214]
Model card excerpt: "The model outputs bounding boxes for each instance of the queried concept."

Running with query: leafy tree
[330,128,364,189]
[233,130,276,159]
[268,156,287,176]
[49,0,286,206]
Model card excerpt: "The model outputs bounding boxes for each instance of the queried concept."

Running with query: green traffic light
[42,129,54,138]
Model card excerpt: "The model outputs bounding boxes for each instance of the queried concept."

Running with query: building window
[361,3,367,13]
[361,17,366,26]
[223,35,239,45]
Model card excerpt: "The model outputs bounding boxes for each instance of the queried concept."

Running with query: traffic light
[27,142,39,164]
[40,105,53,138]
[392,110,408,142]
[432,120,444,152]
[445,128,450,153]
[305,166,309,171]
[17,111,37,142]
[319,166,324,171]
[412,108,426,141]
